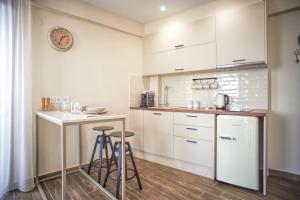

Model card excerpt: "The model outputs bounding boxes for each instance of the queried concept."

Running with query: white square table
[35,111,127,200]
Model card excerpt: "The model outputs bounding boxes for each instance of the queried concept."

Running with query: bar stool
[103,131,142,199]
[87,126,115,184]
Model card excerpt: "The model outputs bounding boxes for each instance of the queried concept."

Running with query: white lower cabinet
[143,111,173,157]
[130,109,215,178]
[174,136,214,167]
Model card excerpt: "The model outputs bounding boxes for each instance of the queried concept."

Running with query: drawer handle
[175,68,184,71]
[186,140,197,144]
[186,128,198,131]
[232,59,246,63]
[186,115,197,118]
[174,44,184,49]
[219,136,237,141]
[152,113,162,115]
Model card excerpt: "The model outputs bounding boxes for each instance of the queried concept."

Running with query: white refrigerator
[217,115,259,190]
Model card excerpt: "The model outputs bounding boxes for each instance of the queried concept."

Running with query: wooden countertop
[130,106,267,117]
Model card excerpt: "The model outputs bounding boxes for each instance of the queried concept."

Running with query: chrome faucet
[160,85,169,107]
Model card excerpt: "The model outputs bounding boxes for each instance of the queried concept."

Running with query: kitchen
[0,0,299,200]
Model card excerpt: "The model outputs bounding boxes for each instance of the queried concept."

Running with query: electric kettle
[216,93,229,109]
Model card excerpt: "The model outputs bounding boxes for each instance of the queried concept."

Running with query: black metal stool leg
[127,142,142,190]
[103,142,117,187]
[88,135,99,175]
[108,136,118,167]
[98,136,104,183]
[116,142,122,199]
[125,149,128,180]
[104,137,109,167]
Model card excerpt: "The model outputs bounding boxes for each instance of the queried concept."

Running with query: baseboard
[133,150,214,179]
[38,166,80,180]
[269,169,300,181]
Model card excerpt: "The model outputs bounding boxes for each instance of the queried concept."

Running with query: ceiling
[83,0,215,23]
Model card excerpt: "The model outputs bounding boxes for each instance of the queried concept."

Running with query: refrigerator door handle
[219,136,236,140]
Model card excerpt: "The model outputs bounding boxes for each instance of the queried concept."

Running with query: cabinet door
[143,43,216,75]
[143,111,173,157]
[216,2,265,67]
[144,16,215,54]
[174,16,215,49]
[127,110,144,151]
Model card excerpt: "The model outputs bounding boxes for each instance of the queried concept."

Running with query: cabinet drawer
[174,125,213,141]
[174,136,213,167]
[174,112,214,127]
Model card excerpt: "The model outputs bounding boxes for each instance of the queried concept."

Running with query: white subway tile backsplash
[160,69,268,109]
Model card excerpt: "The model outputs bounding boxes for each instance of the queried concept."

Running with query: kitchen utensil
[216,93,229,109]
[83,110,107,114]
[186,100,193,109]
[86,106,106,112]
[193,101,200,109]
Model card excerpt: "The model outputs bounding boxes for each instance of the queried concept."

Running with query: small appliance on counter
[140,91,155,107]
[216,93,229,109]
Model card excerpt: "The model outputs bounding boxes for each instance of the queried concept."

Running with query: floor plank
[9,157,300,200]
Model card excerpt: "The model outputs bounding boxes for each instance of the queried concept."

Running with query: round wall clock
[48,26,73,51]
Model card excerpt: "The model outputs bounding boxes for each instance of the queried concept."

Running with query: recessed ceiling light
[160,5,166,11]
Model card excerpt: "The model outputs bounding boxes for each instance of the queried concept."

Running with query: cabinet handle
[186,140,197,143]
[174,44,184,49]
[152,113,162,115]
[219,136,237,141]
[186,128,198,131]
[186,115,197,118]
[175,68,184,71]
[232,59,246,63]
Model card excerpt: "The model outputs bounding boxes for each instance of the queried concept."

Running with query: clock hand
[59,35,66,43]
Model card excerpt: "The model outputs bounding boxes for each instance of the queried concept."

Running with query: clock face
[48,27,73,51]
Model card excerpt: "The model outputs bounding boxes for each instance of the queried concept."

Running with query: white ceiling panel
[83,0,215,23]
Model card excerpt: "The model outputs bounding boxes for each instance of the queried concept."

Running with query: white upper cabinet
[144,43,216,75]
[145,16,215,53]
[143,16,216,75]
[216,2,265,67]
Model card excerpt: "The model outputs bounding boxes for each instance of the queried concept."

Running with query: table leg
[121,118,126,200]
[79,124,82,170]
[61,125,67,200]
[36,115,39,183]
[35,115,47,200]
[263,116,268,195]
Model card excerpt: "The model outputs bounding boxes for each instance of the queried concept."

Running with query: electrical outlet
[62,96,70,103]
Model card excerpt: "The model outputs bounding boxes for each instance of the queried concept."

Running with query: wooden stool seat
[93,126,114,132]
[109,131,135,138]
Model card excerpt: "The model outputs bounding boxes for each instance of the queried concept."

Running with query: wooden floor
[3,158,300,200]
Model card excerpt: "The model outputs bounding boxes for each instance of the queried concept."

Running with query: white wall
[268,10,300,175]
[32,0,144,37]
[32,6,143,175]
